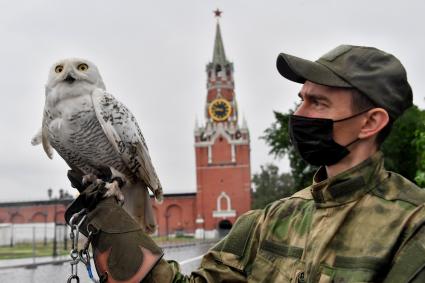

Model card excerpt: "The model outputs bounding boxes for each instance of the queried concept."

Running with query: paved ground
[0,242,214,282]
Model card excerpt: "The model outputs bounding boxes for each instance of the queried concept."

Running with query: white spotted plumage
[31,58,163,233]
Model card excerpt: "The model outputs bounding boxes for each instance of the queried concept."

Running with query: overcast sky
[0,0,424,201]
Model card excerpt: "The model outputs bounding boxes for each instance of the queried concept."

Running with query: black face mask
[288,109,371,166]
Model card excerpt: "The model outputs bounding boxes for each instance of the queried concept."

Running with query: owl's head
[46,58,106,91]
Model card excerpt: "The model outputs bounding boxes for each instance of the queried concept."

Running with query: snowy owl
[31,58,163,233]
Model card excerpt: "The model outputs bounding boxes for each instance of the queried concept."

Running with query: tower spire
[212,9,227,65]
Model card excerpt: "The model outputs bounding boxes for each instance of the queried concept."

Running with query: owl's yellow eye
[77,63,89,71]
[55,65,63,73]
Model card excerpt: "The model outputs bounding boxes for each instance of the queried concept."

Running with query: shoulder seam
[371,172,425,207]
[288,187,313,200]
[371,190,423,207]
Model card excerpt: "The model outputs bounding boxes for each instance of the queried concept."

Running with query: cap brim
[276,53,351,88]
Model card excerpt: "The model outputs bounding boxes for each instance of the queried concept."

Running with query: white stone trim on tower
[208,145,212,164]
[217,191,230,211]
[213,191,236,218]
[217,88,222,98]
[195,216,205,239]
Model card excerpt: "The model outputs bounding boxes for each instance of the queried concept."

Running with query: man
[67,45,425,282]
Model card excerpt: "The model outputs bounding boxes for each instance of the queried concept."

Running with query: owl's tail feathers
[122,183,157,234]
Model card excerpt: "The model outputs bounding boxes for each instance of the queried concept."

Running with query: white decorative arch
[217,191,231,211]
[211,123,232,144]
[213,191,236,218]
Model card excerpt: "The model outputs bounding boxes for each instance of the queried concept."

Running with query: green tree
[251,164,295,209]
[262,106,425,191]
[381,106,425,182]
[415,126,425,186]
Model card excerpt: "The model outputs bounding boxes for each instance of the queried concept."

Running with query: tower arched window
[215,64,222,75]
[226,67,231,77]
[216,191,232,212]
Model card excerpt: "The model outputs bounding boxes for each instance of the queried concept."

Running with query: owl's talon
[111,177,126,188]
[82,174,98,186]
[104,180,125,203]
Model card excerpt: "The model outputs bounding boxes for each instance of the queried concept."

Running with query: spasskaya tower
[194,10,251,239]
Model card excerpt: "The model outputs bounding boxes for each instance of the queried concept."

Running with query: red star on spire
[213,9,222,18]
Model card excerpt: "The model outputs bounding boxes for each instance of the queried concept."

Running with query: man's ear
[358,108,390,139]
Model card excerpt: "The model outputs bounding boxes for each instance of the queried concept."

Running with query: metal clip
[79,249,90,266]
[67,209,87,283]
[67,274,80,283]
[67,209,99,283]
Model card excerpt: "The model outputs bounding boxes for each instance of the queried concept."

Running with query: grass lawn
[152,235,196,244]
[0,242,68,260]
[0,235,206,260]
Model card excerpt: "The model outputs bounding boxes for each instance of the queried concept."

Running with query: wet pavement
[0,243,213,282]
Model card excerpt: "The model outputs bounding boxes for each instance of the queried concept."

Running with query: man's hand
[65,171,163,282]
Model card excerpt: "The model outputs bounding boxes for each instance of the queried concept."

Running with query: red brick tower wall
[195,140,251,231]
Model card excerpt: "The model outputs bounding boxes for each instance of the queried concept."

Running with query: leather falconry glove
[65,170,163,283]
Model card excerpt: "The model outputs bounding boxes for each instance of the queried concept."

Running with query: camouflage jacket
[146,152,425,282]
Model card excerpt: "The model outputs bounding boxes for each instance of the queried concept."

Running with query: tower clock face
[209,98,232,122]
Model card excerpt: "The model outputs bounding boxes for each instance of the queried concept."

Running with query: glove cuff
[65,193,163,282]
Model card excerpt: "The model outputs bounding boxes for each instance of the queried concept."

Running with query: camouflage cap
[276,45,413,120]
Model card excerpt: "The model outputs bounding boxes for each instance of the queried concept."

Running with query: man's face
[295,81,365,147]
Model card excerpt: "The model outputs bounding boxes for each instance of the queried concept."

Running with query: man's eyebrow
[299,92,332,103]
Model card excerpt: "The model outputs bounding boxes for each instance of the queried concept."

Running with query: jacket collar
[309,151,388,207]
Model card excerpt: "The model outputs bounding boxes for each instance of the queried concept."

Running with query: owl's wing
[91,89,163,201]
[41,94,54,159]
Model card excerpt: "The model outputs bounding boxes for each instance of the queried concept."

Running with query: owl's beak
[64,74,76,83]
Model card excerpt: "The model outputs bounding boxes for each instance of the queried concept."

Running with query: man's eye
[313,99,326,106]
